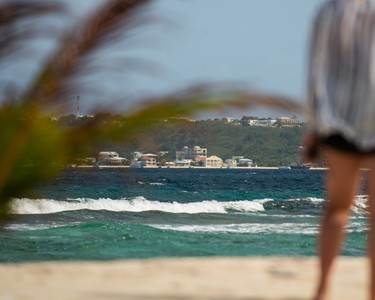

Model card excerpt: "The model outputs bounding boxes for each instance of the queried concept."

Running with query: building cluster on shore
[74,115,308,169]
[225,115,301,127]
[83,145,257,169]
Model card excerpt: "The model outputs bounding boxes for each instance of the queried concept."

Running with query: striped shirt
[306,0,375,150]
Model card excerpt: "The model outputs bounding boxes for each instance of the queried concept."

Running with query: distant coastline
[72,165,327,170]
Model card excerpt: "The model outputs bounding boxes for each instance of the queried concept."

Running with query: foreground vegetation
[0,0,299,216]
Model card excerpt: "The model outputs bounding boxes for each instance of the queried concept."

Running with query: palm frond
[0,1,301,217]
[22,0,151,108]
[0,1,64,59]
[70,86,301,144]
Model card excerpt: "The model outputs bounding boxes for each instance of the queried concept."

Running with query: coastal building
[276,115,300,126]
[232,156,244,160]
[242,115,300,127]
[157,151,169,157]
[175,159,191,167]
[204,156,223,168]
[238,158,253,167]
[195,156,207,166]
[248,119,277,127]
[97,152,127,165]
[140,154,157,167]
[225,159,237,168]
[176,146,208,162]
[165,161,175,167]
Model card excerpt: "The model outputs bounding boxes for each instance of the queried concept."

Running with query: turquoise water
[0,168,368,262]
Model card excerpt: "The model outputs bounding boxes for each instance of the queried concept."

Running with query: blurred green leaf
[0,1,300,217]
[0,106,66,214]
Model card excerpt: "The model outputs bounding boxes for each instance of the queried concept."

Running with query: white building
[225,159,237,168]
[176,145,207,162]
[204,156,223,168]
[248,119,277,127]
[238,158,253,167]
[97,152,127,165]
[276,115,300,126]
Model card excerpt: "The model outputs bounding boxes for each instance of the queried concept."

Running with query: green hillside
[58,116,306,166]
[117,119,305,167]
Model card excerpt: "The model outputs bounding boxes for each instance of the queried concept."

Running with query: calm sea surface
[0,168,369,262]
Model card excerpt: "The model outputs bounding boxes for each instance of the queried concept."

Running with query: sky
[2,0,325,118]
[128,0,325,118]
[133,0,323,96]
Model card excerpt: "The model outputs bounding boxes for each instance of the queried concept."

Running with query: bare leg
[363,156,375,300]
[314,148,361,300]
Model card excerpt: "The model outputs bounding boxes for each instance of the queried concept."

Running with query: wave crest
[9,197,267,215]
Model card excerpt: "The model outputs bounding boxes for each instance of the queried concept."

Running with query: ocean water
[0,168,369,262]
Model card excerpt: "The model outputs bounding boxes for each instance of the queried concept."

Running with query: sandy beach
[0,257,367,300]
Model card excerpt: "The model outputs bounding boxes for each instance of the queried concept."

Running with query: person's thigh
[323,148,362,210]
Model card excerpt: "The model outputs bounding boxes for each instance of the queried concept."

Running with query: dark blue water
[0,168,368,262]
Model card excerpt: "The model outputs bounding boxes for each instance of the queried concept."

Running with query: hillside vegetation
[77,117,306,167]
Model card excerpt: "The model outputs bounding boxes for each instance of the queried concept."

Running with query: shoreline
[73,165,327,170]
[0,257,367,300]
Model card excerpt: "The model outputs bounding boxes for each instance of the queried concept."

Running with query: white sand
[0,257,368,300]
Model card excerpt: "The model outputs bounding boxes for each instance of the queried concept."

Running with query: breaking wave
[8,197,327,215]
[9,197,268,215]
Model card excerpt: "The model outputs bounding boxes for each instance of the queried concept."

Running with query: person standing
[304,0,375,299]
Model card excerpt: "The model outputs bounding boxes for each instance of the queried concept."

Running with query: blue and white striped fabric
[306,0,375,150]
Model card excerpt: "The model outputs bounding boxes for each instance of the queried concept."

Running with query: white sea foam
[9,197,268,215]
[152,223,320,235]
[137,181,165,186]
[4,222,81,231]
[353,195,369,213]
[153,220,367,235]
[304,197,325,203]
[349,220,369,233]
